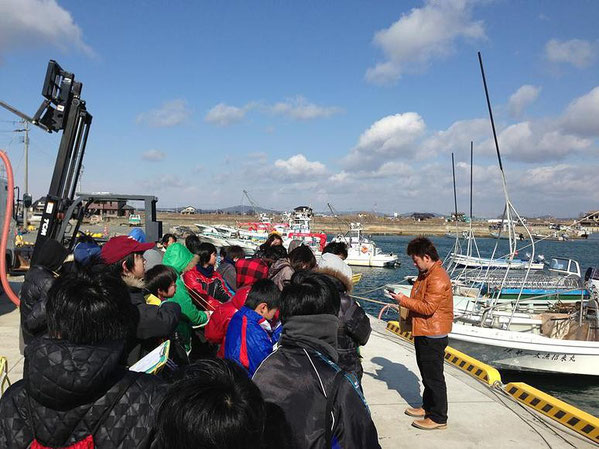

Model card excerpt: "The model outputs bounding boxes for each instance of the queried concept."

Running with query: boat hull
[449,323,599,376]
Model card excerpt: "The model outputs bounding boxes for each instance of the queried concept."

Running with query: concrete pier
[361,317,597,448]
[1,290,597,447]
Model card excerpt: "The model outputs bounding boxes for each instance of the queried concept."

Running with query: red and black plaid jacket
[235,258,269,288]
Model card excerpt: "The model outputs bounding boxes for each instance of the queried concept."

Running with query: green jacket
[162,243,208,351]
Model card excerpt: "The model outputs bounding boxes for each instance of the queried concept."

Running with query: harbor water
[352,234,599,418]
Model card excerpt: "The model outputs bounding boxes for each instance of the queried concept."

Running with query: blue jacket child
[225,279,281,376]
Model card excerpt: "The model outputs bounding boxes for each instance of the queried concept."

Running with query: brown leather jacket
[402,260,453,337]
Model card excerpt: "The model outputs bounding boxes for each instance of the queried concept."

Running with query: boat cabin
[548,258,581,278]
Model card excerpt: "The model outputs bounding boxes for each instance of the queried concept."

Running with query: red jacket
[183,266,232,311]
[205,286,250,358]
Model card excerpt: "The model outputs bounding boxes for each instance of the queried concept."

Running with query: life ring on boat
[361,245,369,254]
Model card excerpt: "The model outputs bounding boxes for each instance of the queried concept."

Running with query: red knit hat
[101,235,154,264]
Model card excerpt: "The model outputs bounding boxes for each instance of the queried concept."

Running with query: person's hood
[317,253,352,281]
[162,242,194,274]
[24,337,126,409]
[315,266,353,293]
[232,286,251,309]
[280,314,339,362]
[269,258,292,276]
[128,227,146,243]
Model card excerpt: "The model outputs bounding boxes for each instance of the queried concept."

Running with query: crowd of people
[0,230,382,448]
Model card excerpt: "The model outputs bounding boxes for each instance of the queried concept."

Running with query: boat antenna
[478,51,517,256]
[451,152,461,254]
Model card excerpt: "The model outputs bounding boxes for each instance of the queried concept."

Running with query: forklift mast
[31,60,92,265]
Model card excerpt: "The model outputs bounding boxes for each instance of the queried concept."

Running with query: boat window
[549,258,568,270]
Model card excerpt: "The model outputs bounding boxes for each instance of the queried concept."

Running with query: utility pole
[23,120,29,228]
[14,120,30,227]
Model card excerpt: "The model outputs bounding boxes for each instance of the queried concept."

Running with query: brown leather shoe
[404,407,426,417]
[412,418,447,430]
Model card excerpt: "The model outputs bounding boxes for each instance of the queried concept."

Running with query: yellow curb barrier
[443,345,502,386]
[505,382,599,444]
[386,321,501,386]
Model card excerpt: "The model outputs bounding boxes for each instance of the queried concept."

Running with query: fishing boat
[332,222,398,268]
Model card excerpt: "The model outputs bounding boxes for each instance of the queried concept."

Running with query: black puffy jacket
[337,292,371,382]
[253,315,380,449]
[0,337,167,448]
[19,265,56,345]
[126,286,181,365]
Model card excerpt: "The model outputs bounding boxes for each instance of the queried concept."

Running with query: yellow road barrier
[386,321,501,386]
[505,382,599,444]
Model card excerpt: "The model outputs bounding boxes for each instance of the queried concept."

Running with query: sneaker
[412,418,447,430]
[404,407,426,417]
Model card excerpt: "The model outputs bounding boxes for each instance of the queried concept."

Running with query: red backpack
[26,374,138,449]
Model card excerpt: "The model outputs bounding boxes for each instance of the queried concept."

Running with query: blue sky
[1,0,598,217]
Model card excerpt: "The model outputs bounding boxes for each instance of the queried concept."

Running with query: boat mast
[478,52,517,256]
[466,142,473,257]
[451,152,461,255]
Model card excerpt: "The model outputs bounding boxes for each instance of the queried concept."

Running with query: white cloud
[271,96,343,120]
[486,121,592,163]
[420,118,489,159]
[508,85,541,117]
[205,103,248,126]
[561,86,599,136]
[0,0,93,58]
[136,99,191,128]
[344,112,426,169]
[274,154,327,178]
[141,149,166,161]
[366,0,485,84]
[545,39,597,68]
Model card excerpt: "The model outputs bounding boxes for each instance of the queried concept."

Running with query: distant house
[121,204,135,217]
[411,212,435,221]
[181,206,197,215]
[88,200,127,218]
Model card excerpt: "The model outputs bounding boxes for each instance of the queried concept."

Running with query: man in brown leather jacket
[390,237,453,430]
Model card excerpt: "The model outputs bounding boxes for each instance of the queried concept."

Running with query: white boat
[449,253,545,270]
[448,321,599,376]
[385,283,543,332]
[333,223,398,268]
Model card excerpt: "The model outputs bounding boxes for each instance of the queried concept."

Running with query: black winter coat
[19,265,56,345]
[127,287,181,365]
[337,293,372,381]
[253,315,380,449]
[0,337,167,448]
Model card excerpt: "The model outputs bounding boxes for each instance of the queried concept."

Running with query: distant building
[411,212,435,221]
[181,206,197,215]
[88,200,128,218]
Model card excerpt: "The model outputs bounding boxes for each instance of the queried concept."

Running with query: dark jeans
[414,336,448,424]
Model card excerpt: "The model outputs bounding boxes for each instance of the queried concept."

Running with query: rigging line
[490,386,580,448]
[353,283,403,295]
[349,294,395,306]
